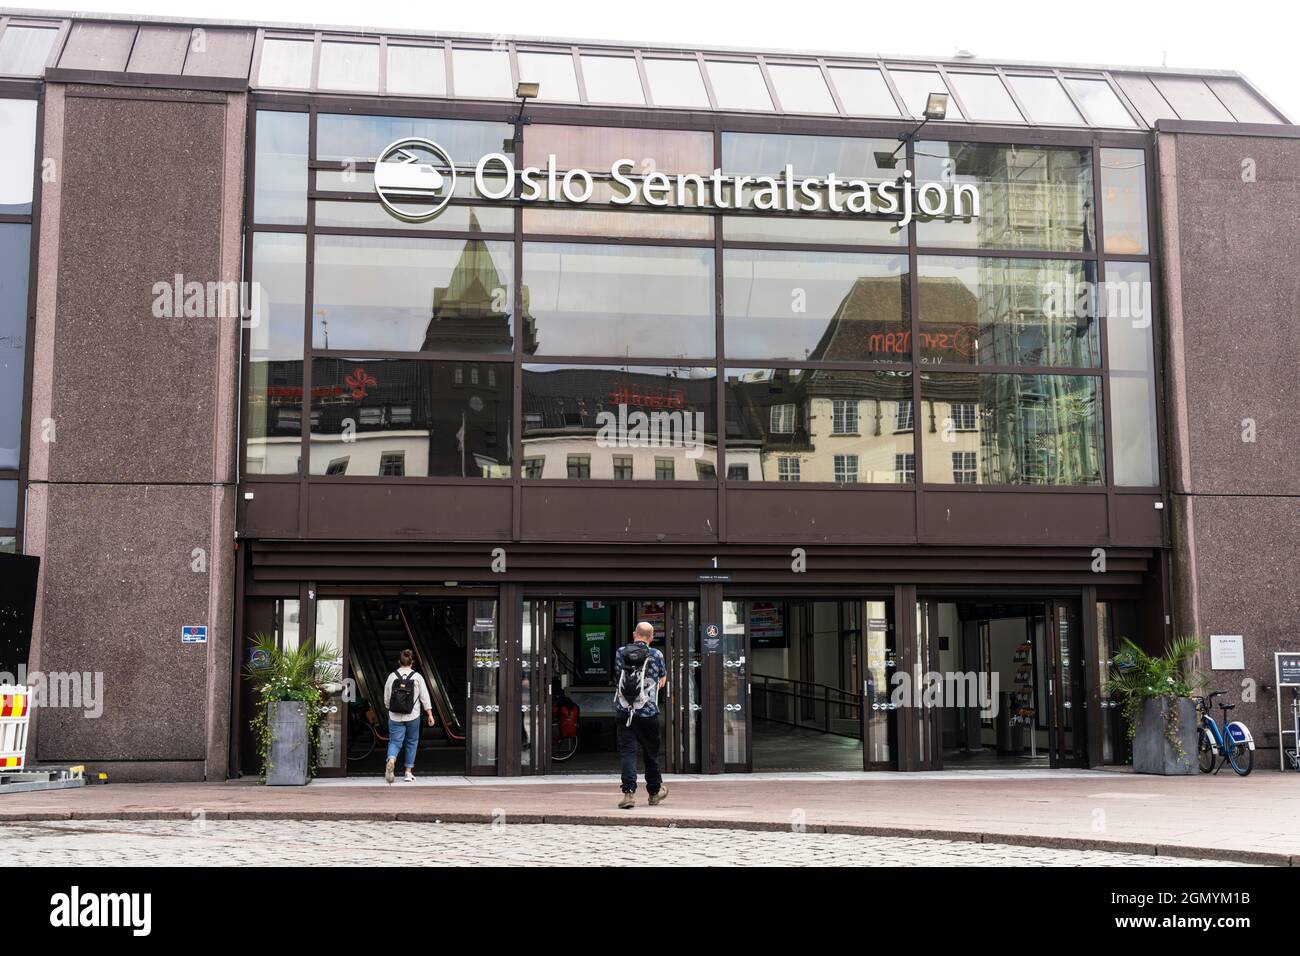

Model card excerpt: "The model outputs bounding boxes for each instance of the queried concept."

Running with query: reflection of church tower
[422,212,536,353]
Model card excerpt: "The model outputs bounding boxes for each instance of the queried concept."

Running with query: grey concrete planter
[265,700,310,786]
[1132,697,1198,775]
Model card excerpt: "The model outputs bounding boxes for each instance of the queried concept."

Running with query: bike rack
[1275,652,1300,772]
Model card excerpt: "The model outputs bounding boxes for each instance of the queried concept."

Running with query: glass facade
[244,109,1160,490]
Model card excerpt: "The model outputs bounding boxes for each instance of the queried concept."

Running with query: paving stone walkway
[0,818,1245,867]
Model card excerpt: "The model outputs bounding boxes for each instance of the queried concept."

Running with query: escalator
[348,599,466,745]
[398,603,465,741]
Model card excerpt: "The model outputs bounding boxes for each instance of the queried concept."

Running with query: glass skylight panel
[0,26,58,76]
[1152,77,1234,121]
[827,67,900,116]
[948,72,1022,122]
[318,41,379,93]
[258,38,313,89]
[1204,78,1280,123]
[706,60,774,111]
[579,55,645,104]
[453,47,513,98]
[386,44,446,96]
[1062,78,1136,127]
[767,63,837,113]
[1006,75,1084,124]
[517,51,580,101]
[644,58,710,108]
[888,69,964,119]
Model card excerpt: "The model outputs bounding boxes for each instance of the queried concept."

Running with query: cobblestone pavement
[0,819,1243,866]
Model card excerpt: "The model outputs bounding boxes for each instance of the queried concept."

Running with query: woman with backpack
[383,648,434,783]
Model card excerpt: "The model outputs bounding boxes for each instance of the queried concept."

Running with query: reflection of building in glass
[247,226,518,477]
[921,374,1102,485]
[422,212,536,354]
[725,368,913,483]
[971,144,1091,251]
[522,366,717,479]
[968,259,1096,367]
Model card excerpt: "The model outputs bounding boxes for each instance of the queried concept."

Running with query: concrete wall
[1159,127,1300,758]
[23,84,244,781]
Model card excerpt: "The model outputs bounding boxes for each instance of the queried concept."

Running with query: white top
[383,667,432,722]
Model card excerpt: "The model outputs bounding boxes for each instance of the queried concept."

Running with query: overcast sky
[10,0,1297,118]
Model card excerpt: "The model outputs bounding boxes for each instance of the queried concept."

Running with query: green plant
[243,634,341,781]
[1104,635,1204,761]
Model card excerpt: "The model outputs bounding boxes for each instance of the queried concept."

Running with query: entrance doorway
[521,596,700,774]
[341,598,469,776]
[917,597,1087,769]
[278,593,501,778]
[720,598,898,772]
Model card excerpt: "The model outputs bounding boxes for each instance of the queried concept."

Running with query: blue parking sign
[181,625,208,644]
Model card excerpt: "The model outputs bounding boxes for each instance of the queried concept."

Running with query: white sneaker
[385,757,395,785]
[404,771,415,782]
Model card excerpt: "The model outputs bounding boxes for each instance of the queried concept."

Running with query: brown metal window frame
[0,81,43,551]
[240,93,1163,515]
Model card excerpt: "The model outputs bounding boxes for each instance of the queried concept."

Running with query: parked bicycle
[1194,691,1254,776]
[346,701,388,763]
[551,694,580,763]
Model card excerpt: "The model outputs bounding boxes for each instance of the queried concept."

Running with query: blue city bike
[1194,691,1254,776]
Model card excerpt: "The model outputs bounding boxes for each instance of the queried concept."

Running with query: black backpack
[615,643,653,724]
[389,669,418,714]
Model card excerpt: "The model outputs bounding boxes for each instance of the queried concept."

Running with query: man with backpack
[613,621,669,809]
[383,649,434,784]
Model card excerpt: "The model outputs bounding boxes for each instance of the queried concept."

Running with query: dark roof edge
[0,5,1252,81]
[1155,118,1300,137]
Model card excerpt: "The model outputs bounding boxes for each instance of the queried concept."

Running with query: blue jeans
[387,716,420,768]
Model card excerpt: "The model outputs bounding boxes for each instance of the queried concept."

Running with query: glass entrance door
[521,596,698,774]
[467,598,500,774]
[721,600,751,771]
[311,597,348,778]
[663,599,700,774]
[1047,599,1088,768]
[521,598,553,773]
[862,599,898,770]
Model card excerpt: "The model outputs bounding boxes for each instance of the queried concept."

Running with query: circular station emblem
[373,137,457,222]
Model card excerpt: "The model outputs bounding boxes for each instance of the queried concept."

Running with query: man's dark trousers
[617,713,662,795]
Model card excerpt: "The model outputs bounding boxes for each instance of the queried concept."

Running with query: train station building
[2,9,1298,779]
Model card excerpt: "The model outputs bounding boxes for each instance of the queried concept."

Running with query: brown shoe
[648,785,669,806]
[618,792,635,809]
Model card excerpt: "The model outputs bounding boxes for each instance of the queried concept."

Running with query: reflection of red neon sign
[868,325,977,359]
[265,385,345,400]
[345,367,378,400]
[606,384,687,409]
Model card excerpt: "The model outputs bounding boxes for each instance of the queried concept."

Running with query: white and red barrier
[0,687,30,770]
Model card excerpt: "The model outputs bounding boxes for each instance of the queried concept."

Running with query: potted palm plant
[1105,636,1203,775]
[244,634,340,785]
